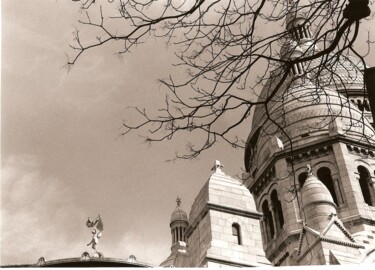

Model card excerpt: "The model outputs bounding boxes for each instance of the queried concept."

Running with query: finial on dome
[176,196,182,207]
[212,160,224,174]
[306,164,312,176]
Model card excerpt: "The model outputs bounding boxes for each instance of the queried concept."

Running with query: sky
[0,0,250,266]
[1,0,375,267]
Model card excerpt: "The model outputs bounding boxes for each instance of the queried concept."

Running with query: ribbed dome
[310,55,365,89]
[255,79,374,139]
[170,207,188,224]
[245,77,375,171]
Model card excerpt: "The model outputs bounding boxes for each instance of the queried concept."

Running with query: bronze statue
[86,215,103,256]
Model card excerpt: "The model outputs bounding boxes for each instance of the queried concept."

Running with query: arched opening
[271,190,284,232]
[317,167,339,205]
[232,223,242,245]
[245,127,261,172]
[358,166,373,206]
[298,172,308,188]
[262,200,275,242]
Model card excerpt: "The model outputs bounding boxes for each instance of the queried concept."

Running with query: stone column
[260,217,269,245]
[333,178,344,206]
[269,203,278,237]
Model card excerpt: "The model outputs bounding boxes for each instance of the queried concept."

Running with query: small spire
[176,196,182,207]
[212,160,224,174]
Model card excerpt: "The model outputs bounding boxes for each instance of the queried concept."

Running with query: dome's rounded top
[170,207,188,224]
[285,5,309,30]
[245,75,375,173]
[170,197,188,225]
[301,173,336,210]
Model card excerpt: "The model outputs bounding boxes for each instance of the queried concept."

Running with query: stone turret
[160,197,188,267]
[170,197,188,245]
[301,169,337,232]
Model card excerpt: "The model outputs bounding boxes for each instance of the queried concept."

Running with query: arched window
[358,166,374,206]
[262,200,275,242]
[317,167,339,205]
[232,223,242,245]
[298,172,308,188]
[271,190,284,232]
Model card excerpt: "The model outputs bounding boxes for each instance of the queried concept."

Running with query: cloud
[1,155,87,265]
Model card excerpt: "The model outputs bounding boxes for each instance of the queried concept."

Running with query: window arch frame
[270,189,284,232]
[231,223,242,245]
[317,167,339,206]
[261,199,275,244]
[357,165,374,206]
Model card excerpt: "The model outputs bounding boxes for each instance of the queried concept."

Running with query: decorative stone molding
[251,166,276,197]
[346,144,375,158]
[296,220,365,263]
[297,228,306,256]
[206,202,262,219]
[322,217,356,243]
[274,252,289,266]
[286,145,333,164]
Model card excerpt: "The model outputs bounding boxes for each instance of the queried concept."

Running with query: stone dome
[301,173,336,209]
[170,207,188,225]
[285,5,309,30]
[300,173,337,231]
[245,78,375,172]
[309,55,365,89]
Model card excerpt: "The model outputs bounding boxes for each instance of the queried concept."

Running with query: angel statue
[86,215,103,256]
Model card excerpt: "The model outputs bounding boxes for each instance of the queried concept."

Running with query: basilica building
[159,6,375,267]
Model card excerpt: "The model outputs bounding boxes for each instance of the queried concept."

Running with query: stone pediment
[296,216,364,263]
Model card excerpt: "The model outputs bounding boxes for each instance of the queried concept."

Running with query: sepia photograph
[2,0,375,267]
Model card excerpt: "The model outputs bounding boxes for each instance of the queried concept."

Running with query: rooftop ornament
[176,196,182,207]
[211,160,224,174]
[86,215,104,257]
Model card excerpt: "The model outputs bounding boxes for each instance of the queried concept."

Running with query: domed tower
[243,3,375,266]
[170,197,189,245]
[160,197,189,267]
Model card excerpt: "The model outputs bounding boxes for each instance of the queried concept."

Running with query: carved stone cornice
[346,144,375,158]
[251,167,275,198]
[248,135,375,199]
[285,145,333,164]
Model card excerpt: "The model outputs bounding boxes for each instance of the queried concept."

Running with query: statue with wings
[86,215,103,255]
